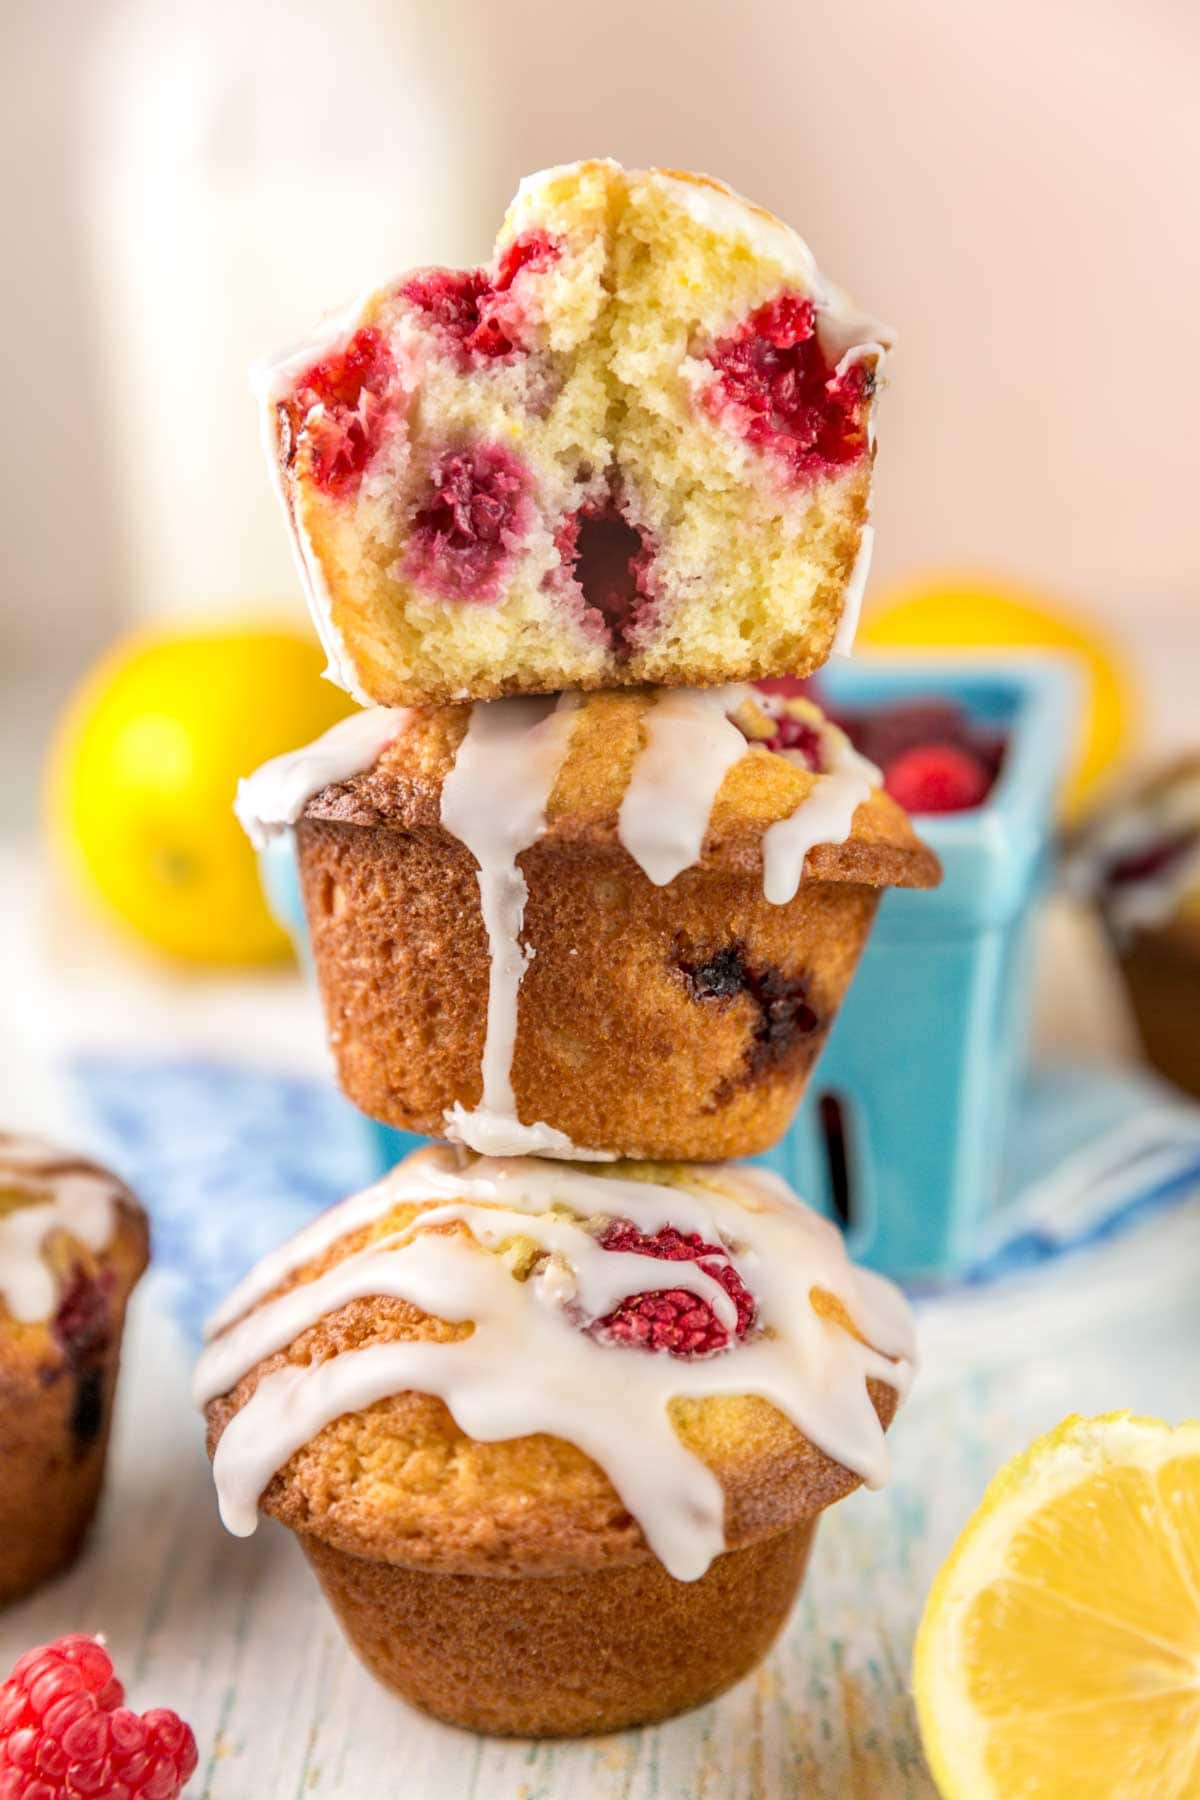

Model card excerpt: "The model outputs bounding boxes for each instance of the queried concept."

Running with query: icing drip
[439,696,583,1156]
[830,524,874,659]
[761,727,881,906]
[234,707,408,850]
[0,1138,121,1325]
[200,1149,915,1582]
[615,688,882,907]
[252,292,379,702]
[617,687,754,886]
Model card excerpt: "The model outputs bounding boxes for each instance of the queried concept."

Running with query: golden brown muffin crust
[302,691,941,892]
[204,1188,900,1577]
[0,1158,148,1604]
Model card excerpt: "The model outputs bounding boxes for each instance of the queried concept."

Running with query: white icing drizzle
[761,727,881,906]
[830,524,874,659]
[0,1141,122,1325]
[234,708,408,850]
[617,686,754,886]
[614,688,882,910]
[439,696,583,1157]
[200,1149,915,1581]
[252,291,380,702]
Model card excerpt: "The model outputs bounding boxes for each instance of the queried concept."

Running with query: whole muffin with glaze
[245,685,938,1159]
[1071,755,1200,1097]
[0,1134,148,1605]
[198,1147,914,1736]
[259,159,891,708]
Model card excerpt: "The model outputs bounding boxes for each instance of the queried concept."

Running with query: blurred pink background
[2,0,1196,819]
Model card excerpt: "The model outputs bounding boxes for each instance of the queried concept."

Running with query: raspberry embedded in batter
[743,708,825,769]
[556,502,656,647]
[286,327,396,498]
[703,292,871,482]
[405,443,533,602]
[677,941,821,1084]
[590,1221,755,1357]
[400,231,560,360]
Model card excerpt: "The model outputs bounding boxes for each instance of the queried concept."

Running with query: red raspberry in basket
[884,742,990,814]
[591,1222,755,1356]
[0,1636,198,1799]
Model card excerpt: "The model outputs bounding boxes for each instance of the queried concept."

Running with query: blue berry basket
[260,653,1075,1283]
[759,654,1076,1278]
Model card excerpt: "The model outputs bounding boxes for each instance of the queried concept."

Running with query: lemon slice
[914,1414,1200,1799]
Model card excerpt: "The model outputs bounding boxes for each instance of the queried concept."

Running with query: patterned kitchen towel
[71,1053,1200,1346]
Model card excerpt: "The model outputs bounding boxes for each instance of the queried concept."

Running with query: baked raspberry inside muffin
[238,687,939,1160]
[259,160,891,708]
[0,1134,148,1605]
[198,1147,914,1736]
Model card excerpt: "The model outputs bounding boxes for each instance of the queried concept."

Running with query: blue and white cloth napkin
[70,1053,1200,1351]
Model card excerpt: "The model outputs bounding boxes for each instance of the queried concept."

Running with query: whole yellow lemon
[47,624,354,964]
[861,574,1138,818]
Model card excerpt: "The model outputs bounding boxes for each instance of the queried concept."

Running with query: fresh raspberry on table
[0,1635,197,1799]
[590,1221,756,1357]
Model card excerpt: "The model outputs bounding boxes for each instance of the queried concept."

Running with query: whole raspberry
[0,1636,197,1800]
[884,742,991,814]
[590,1221,755,1357]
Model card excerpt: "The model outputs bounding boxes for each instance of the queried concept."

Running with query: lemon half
[914,1413,1200,1798]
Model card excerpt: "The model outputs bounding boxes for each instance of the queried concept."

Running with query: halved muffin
[259,160,891,707]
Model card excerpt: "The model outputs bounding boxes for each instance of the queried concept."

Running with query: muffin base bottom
[301,1521,816,1737]
[1118,931,1200,1101]
[0,1351,122,1608]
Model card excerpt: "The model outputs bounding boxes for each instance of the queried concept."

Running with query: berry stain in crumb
[556,502,656,648]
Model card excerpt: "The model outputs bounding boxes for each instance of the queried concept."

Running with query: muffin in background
[1070,755,1200,1098]
[0,1135,148,1605]
[198,1147,914,1736]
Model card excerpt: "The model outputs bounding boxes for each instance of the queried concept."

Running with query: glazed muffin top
[199,1148,914,1581]
[0,1132,148,1362]
[246,687,940,898]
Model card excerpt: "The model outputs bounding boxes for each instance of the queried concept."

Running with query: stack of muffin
[203,161,940,1736]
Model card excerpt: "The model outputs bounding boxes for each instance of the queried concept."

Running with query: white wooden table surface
[4,1252,1198,1800]
[3,847,1197,1797]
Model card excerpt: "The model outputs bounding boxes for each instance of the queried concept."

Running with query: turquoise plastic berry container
[753,654,1075,1279]
[261,653,1074,1284]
